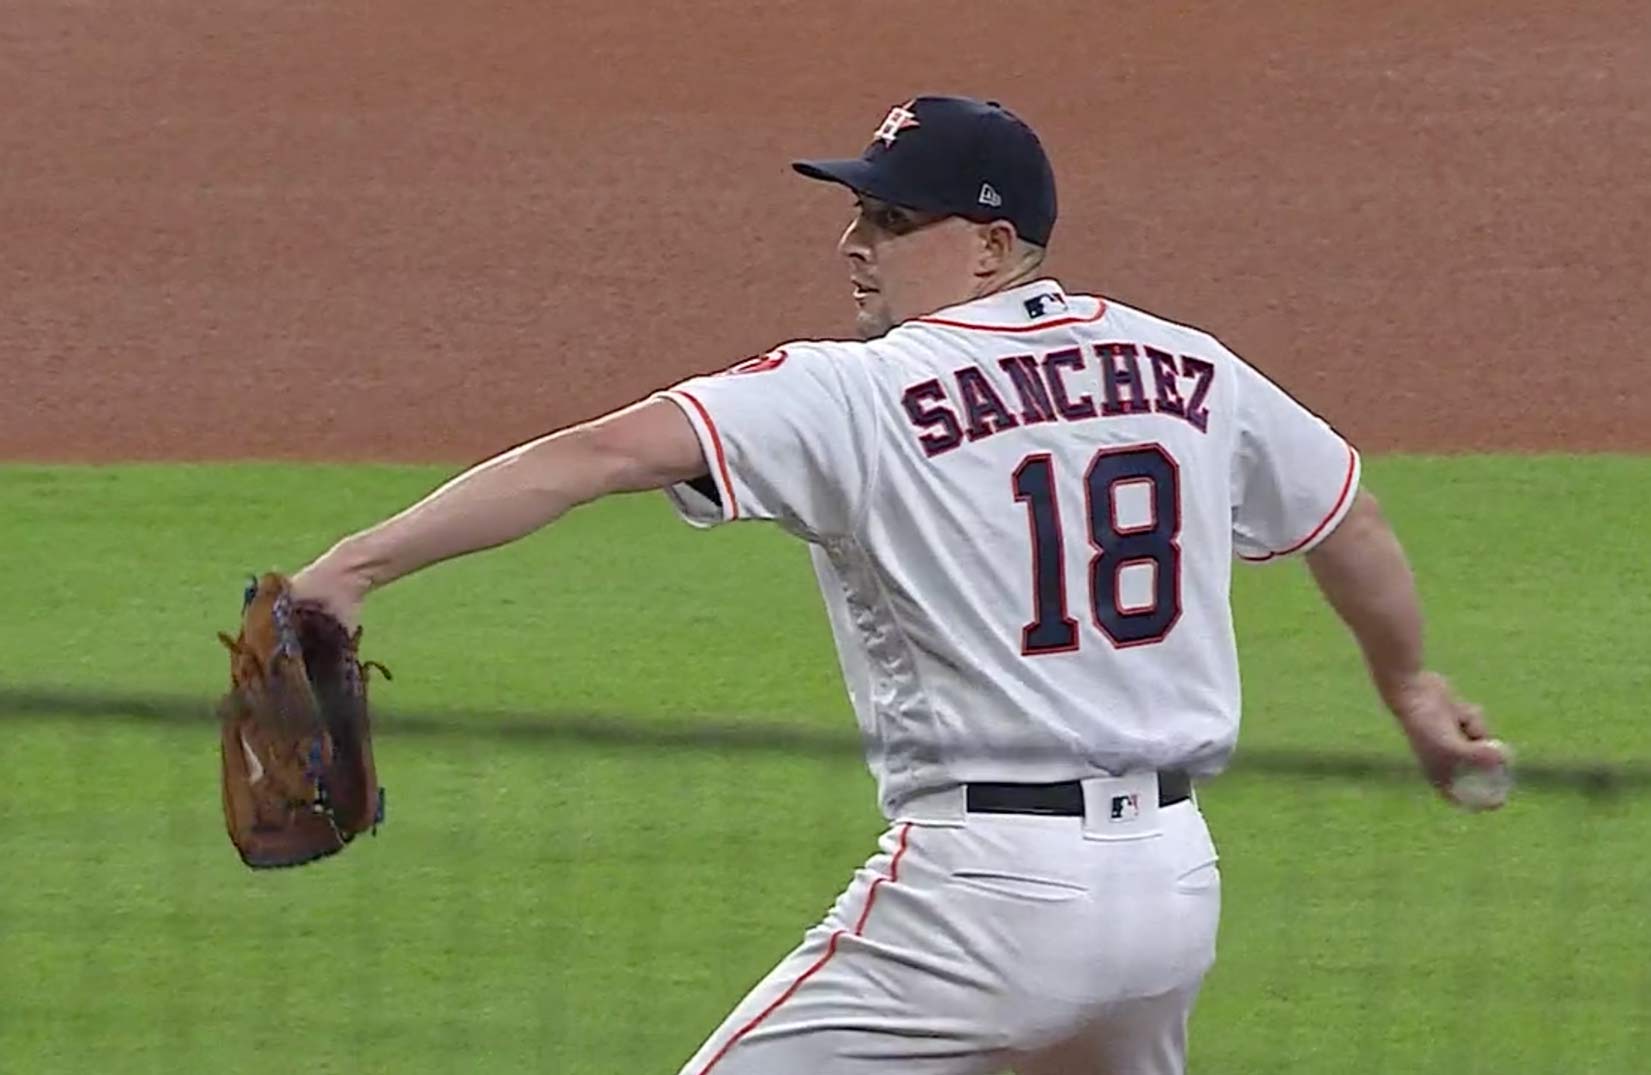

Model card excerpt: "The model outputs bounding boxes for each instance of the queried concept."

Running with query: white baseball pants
[677,773,1221,1074]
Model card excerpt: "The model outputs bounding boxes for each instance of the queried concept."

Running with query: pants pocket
[1172,856,1221,894]
[949,868,1090,903]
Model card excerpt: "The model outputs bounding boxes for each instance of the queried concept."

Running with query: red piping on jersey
[694,823,913,1073]
[915,301,1107,334]
[1241,445,1359,563]
[674,390,740,521]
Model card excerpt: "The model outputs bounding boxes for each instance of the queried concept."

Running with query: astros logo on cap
[873,101,921,146]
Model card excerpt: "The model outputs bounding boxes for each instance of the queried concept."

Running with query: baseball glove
[216,572,389,869]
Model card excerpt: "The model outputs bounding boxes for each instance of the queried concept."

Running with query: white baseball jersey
[657,279,1358,819]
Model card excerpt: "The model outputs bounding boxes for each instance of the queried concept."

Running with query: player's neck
[965,257,1048,304]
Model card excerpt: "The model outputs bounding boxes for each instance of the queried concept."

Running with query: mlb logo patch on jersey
[1109,793,1141,822]
[1022,290,1068,319]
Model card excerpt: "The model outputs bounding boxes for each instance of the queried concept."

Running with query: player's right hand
[1385,671,1506,803]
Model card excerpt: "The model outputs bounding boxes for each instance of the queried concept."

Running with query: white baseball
[1449,739,1515,811]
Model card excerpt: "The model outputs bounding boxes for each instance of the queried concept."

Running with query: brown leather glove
[216,572,389,868]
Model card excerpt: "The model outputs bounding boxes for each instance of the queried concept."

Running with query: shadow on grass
[3,685,1646,800]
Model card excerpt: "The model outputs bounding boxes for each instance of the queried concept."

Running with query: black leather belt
[965,772,1192,817]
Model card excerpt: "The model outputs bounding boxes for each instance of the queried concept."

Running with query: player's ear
[974,220,1019,275]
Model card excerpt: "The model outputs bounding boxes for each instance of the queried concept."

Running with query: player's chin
[853,303,895,341]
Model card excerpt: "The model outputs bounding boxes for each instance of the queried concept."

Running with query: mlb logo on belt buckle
[1109,792,1141,822]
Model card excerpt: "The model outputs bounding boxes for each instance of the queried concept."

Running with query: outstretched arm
[1304,488,1506,800]
[290,398,705,627]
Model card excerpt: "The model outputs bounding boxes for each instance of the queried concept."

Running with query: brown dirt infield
[4,0,1647,462]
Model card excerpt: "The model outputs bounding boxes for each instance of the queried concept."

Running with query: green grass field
[3,457,1649,1074]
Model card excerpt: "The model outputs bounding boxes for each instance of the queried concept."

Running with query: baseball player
[290,95,1505,1073]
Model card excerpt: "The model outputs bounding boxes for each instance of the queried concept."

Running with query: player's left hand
[1386,671,1506,803]
[290,558,370,634]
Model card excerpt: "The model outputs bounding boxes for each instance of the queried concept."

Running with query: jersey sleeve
[1229,358,1360,563]
[652,343,877,542]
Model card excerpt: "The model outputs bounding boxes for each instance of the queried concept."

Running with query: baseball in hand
[1448,739,1515,811]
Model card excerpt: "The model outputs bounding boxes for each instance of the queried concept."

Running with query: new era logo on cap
[977,182,1002,208]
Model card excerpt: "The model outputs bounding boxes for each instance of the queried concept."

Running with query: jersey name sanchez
[656,280,1358,818]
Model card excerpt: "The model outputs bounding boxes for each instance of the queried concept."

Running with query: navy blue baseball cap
[793,95,1058,246]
